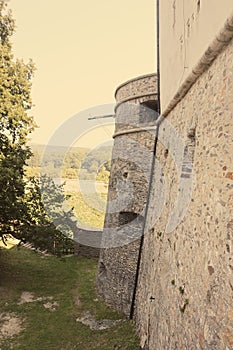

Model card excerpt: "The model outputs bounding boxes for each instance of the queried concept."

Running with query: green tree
[18,175,75,255]
[0,2,76,255]
[0,0,36,239]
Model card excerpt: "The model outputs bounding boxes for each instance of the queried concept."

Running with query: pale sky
[10,0,156,147]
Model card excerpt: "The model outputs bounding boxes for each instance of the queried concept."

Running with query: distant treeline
[27,144,112,183]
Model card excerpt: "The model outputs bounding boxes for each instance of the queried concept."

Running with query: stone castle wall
[135,37,233,350]
[73,228,101,258]
[115,73,158,104]
[97,74,158,315]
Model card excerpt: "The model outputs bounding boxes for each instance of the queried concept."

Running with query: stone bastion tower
[97,73,158,316]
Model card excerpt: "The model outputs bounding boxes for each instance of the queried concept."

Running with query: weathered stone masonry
[136,36,233,350]
[96,8,233,350]
[97,74,158,316]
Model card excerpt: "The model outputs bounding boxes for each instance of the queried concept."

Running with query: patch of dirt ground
[0,312,23,343]
[17,291,53,305]
[0,291,60,346]
[17,291,58,311]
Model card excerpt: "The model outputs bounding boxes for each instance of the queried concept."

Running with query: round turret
[97,73,158,316]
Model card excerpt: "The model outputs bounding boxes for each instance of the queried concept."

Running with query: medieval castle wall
[73,228,102,258]
[96,8,233,349]
[136,36,233,350]
[97,74,158,315]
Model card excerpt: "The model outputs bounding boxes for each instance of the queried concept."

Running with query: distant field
[67,190,107,229]
[26,143,111,229]
[65,179,108,229]
[59,179,108,194]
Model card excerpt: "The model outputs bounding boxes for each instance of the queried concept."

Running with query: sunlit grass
[0,248,140,350]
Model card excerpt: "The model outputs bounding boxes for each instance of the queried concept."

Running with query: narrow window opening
[119,211,139,226]
[142,100,158,112]
[139,100,158,124]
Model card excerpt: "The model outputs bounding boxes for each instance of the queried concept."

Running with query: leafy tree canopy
[0,0,36,236]
[0,1,74,254]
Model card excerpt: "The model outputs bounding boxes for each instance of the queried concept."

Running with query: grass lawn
[0,248,140,350]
